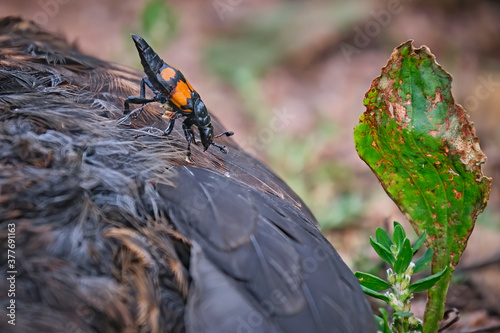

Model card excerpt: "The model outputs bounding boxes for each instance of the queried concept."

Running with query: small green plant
[355,222,447,333]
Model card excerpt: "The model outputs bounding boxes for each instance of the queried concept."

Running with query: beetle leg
[206,130,233,153]
[142,77,157,96]
[193,137,202,145]
[124,77,159,118]
[182,119,196,161]
[162,109,180,136]
[210,141,228,154]
[124,96,156,118]
[164,118,176,136]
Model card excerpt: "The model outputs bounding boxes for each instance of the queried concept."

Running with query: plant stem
[423,269,451,333]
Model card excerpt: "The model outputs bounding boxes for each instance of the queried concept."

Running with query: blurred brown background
[2,0,499,328]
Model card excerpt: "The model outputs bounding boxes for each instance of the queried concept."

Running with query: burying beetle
[124,34,234,159]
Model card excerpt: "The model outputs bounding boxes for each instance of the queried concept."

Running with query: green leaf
[413,247,433,273]
[370,236,395,265]
[412,230,427,253]
[375,227,393,251]
[409,267,448,293]
[392,223,406,251]
[141,0,177,44]
[414,323,424,331]
[379,308,388,322]
[394,238,413,275]
[360,285,390,303]
[373,315,384,331]
[355,272,391,291]
[376,309,391,333]
[354,41,491,332]
[393,311,414,318]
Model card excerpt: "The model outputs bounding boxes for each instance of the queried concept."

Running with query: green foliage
[408,268,448,294]
[360,285,391,303]
[413,247,432,273]
[393,238,412,275]
[354,41,491,332]
[412,232,427,254]
[370,236,395,265]
[355,272,391,291]
[205,2,353,83]
[205,5,296,82]
[356,223,445,333]
[376,308,391,333]
[141,0,177,45]
[376,227,393,250]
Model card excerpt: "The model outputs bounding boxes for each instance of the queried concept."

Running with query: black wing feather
[159,166,376,332]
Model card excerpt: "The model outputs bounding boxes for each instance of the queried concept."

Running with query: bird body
[0,17,375,333]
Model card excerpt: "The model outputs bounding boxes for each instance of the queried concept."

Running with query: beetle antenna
[214,131,234,139]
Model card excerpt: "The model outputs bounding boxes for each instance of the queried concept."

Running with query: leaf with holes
[354,41,491,332]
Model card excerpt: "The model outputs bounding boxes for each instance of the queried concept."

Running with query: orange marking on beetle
[170,80,193,110]
[160,67,177,81]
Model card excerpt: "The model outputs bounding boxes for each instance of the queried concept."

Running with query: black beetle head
[199,123,214,151]
[192,94,213,150]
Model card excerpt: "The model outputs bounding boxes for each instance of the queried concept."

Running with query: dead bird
[0,16,375,333]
